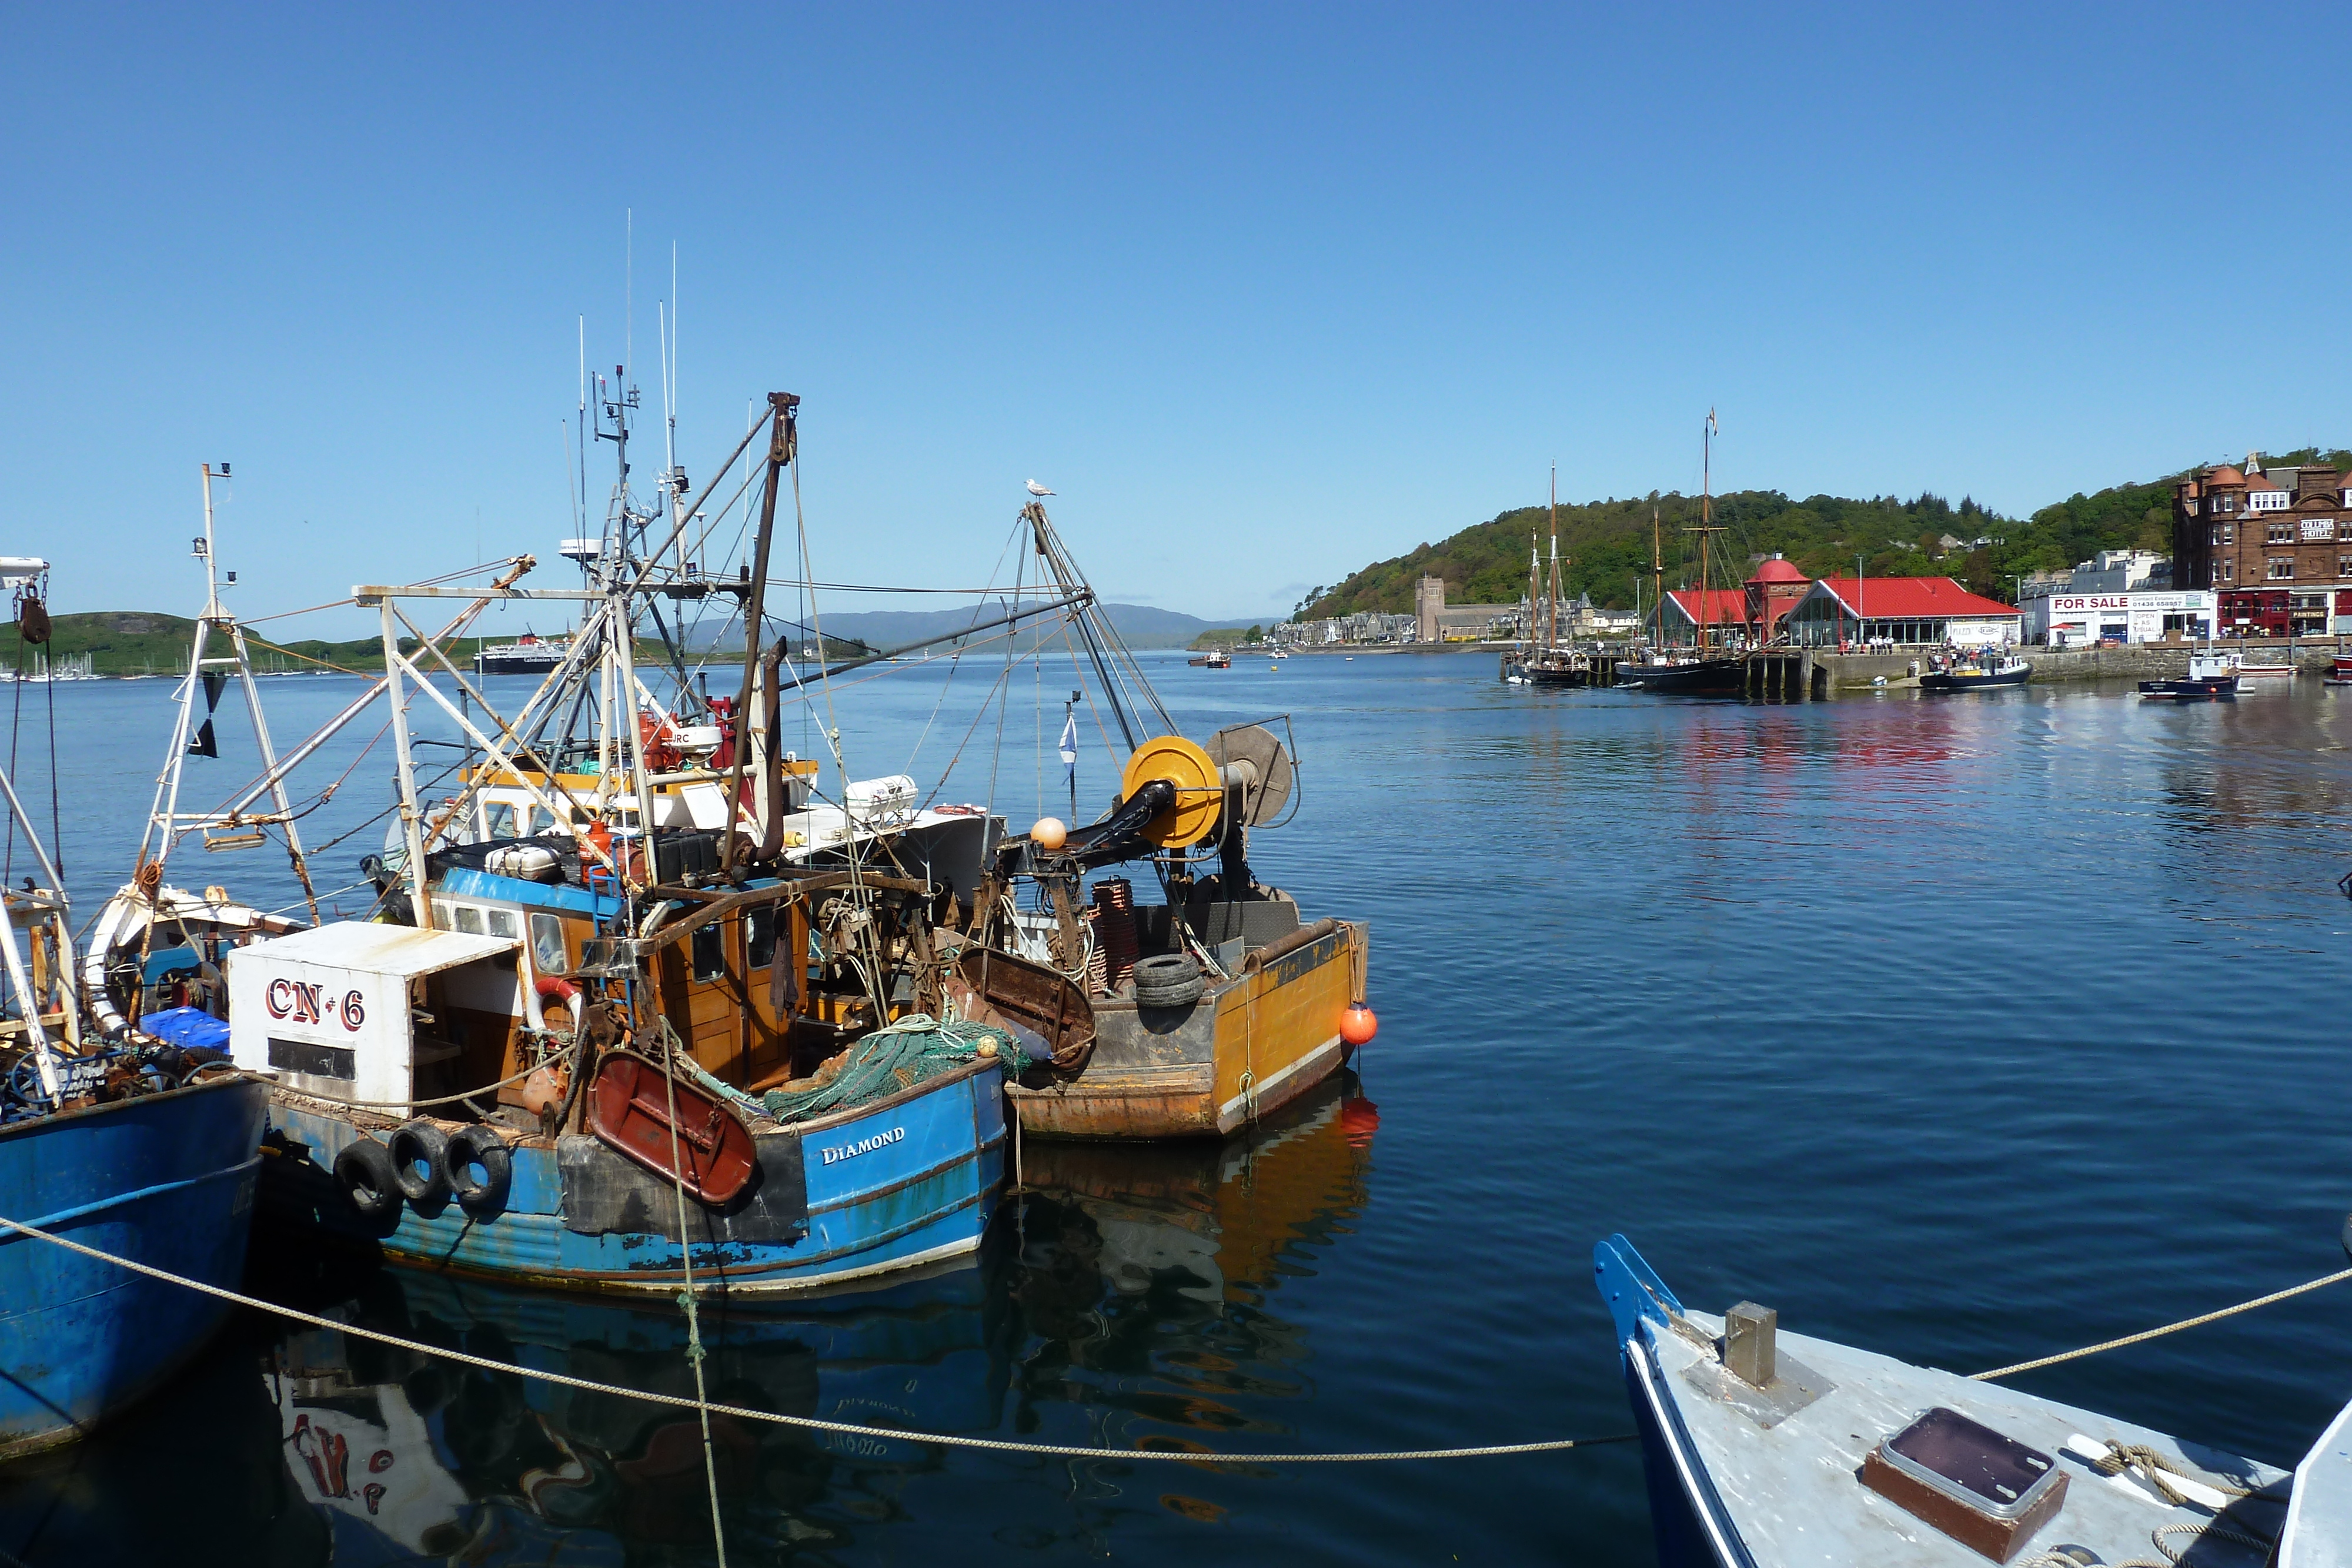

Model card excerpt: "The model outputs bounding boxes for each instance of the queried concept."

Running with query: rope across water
[0,1215,1634,1463]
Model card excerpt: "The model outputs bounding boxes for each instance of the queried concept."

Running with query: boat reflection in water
[0,1073,1375,1564]
[265,1255,1014,1563]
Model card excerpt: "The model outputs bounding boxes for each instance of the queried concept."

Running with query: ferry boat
[1595,1233,2340,1567]
[86,397,1061,1297]
[473,631,569,676]
[1919,649,2030,691]
[2140,651,2239,702]
[0,544,266,1457]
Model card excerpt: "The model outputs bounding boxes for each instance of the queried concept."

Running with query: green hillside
[0,612,852,678]
[1295,446,2352,619]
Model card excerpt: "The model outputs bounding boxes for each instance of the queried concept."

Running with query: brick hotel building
[2173,459,2352,638]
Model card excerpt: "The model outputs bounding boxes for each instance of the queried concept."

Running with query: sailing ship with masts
[1616,410,1750,696]
[1501,468,1603,687]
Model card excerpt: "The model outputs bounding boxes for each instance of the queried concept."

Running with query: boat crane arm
[776,589,1095,694]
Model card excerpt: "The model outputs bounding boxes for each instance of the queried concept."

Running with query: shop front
[2025,590,2213,647]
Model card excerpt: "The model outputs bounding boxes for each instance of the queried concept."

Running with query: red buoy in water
[1338,1001,1378,1048]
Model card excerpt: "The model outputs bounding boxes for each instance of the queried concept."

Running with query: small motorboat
[2229,649,2294,680]
[1919,650,2030,692]
[2141,651,2239,702]
[1595,1233,2336,1567]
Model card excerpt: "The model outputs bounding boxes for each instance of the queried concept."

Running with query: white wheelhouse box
[228,923,520,1106]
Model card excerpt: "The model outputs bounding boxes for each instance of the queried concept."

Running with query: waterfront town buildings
[2173,456,2352,637]
[1780,577,2023,647]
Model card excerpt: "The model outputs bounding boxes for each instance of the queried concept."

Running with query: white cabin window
[485,802,520,839]
[486,908,517,939]
[452,904,485,935]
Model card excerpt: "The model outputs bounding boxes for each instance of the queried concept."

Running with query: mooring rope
[1970,1263,2352,1381]
[0,1213,1633,1463]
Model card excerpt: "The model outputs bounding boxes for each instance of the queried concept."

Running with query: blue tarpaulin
[139,1007,229,1051]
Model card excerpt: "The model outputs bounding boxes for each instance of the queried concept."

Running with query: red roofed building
[1782,577,2022,648]
[1745,555,1810,633]
[1656,555,1814,645]
[1658,587,1750,644]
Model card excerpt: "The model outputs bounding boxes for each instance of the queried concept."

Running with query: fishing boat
[0,546,268,1457]
[1187,649,1232,668]
[88,396,1067,1296]
[2140,651,2239,702]
[951,499,1375,1140]
[2326,653,2352,689]
[473,630,570,676]
[1920,649,2032,692]
[1595,1233,2340,1567]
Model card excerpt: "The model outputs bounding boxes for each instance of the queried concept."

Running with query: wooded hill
[1294,446,2352,620]
[0,612,868,678]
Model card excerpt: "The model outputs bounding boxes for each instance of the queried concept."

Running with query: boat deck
[1628,1303,2289,1566]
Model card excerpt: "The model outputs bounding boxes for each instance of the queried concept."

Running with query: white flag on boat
[1058,712,1079,777]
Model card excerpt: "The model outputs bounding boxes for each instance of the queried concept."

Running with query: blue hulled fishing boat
[86,401,1088,1300]
[0,551,268,1455]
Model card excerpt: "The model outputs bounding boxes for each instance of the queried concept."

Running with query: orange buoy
[1032,816,1068,850]
[1338,1001,1378,1048]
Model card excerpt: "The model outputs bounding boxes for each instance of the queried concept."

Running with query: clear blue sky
[4,4,2343,628]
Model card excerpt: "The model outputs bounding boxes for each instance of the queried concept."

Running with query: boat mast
[1651,506,1663,650]
[1545,465,1561,654]
[1700,412,1713,651]
[1525,533,1539,661]
[139,463,320,920]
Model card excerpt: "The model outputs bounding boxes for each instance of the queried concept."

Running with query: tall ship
[1616,411,1750,696]
[1501,468,1603,687]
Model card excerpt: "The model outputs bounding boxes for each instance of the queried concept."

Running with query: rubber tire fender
[387,1121,453,1207]
[333,1139,405,1224]
[1131,952,1205,1008]
[443,1124,513,1213]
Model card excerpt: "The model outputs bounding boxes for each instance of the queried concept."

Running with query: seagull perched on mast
[1025,479,1054,497]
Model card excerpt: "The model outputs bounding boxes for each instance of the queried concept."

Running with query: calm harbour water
[2,648,2350,1564]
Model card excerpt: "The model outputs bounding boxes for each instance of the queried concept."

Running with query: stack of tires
[1131,954,1204,1008]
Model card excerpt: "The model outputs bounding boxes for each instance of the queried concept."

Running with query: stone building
[2173,457,2352,637]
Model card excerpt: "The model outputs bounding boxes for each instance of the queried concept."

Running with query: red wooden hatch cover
[586,1051,757,1207]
